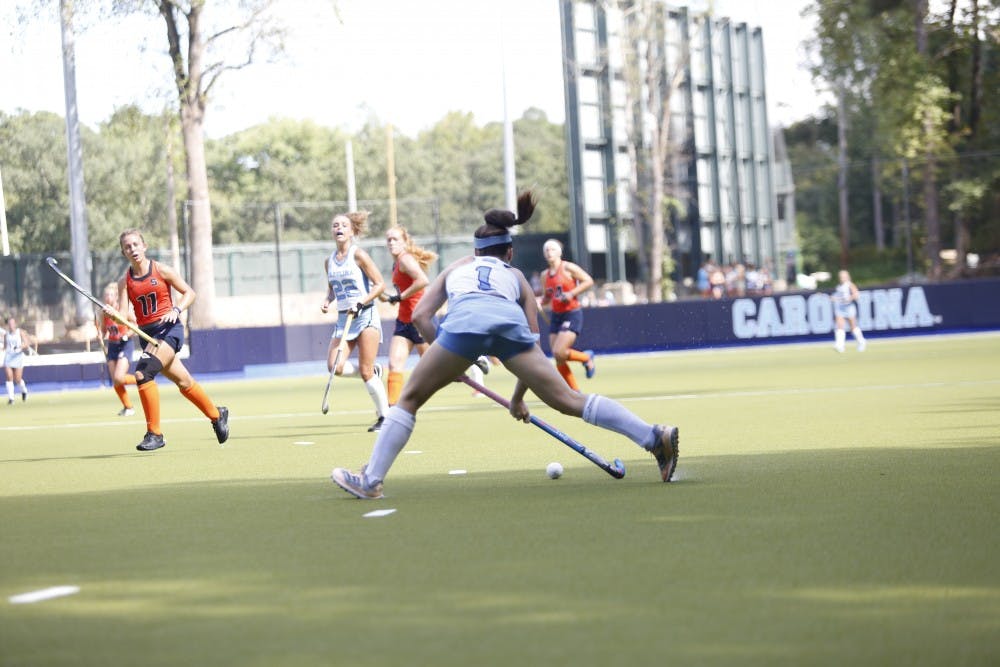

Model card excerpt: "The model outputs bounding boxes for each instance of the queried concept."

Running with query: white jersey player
[330,190,680,500]
[320,211,389,432]
[831,269,866,352]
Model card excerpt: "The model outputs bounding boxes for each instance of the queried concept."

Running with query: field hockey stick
[46,257,159,349]
[458,375,626,479]
[321,311,355,415]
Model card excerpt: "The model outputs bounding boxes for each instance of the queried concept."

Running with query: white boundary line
[1,377,997,434]
[9,585,80,604]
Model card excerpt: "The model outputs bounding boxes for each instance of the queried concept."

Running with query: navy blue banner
[22,279,1000,382]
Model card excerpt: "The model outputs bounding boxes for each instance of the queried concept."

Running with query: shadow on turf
[3,445,998,665]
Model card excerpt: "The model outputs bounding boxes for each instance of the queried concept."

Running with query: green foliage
[1,107,570,253]
[800,0,1000,274]
[844,244,911,285]
[0,111,73,251]
[795,204,841,273]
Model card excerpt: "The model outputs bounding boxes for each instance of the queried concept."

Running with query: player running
[540,238,596,390]
[113,229,229,451]
[3,316,36,405]
[98,282,138,416]
[831,269,867,353]
[331,191,679,499]
[320,211,390,432]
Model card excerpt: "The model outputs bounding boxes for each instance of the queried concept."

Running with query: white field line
[9,585,80,604]
[1,378,997,435]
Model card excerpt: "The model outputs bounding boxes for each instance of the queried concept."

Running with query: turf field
[2,333,998,666]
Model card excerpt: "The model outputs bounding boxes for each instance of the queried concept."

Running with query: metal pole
[273,203,285,326]
[346,140,357,211]
[386,125,398,227]
[500,8,517,214]
[432,198,442,274]
[60,0,92,323]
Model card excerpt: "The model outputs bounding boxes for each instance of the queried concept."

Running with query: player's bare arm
[564,261,594,299]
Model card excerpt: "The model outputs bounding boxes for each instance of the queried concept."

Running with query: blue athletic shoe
[331,467,384,499]
[651,425,679,482]
[584,350,596,379]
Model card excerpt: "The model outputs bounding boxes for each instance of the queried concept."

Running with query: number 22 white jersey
[326,245,370,311]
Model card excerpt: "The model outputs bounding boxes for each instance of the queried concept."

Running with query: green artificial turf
[1,334,998,666]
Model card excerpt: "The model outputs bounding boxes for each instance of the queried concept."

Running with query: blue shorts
[4,351,24,369]
[436,330,535,362]
[834,302,858,320]
[437,293,539,362]
[333,305,382,343]
[140,320,185,353]
[105,337,133,362]
[393,320,426,345]
[549,309,584,336]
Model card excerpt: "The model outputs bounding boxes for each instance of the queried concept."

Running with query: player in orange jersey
[98,282,138,416]
[539,239,596,391]
[380,225,439,406]
[112,229,229,451]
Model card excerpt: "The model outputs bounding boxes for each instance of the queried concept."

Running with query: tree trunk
[836,81,850,268]
[914,0,941,279]
[945,0,961,134]
[165,115,180,272]
[180,108,216,327]
[871,155,885,251]
[160,0,216,327]
[648,140,665,302]
[969,0,982,137]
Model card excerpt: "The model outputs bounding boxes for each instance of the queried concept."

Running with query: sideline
[2,376,998,435]
[10,330,1000,397]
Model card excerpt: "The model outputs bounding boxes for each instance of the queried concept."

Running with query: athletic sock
[6,381,14,400]
[852,327,866,344]
[566,349,589,363]
[124,373,137,385]
[582,394,657,450]
[556,362,580,391]
[339,360,358,377]
[180,381,220,420]
[365,373,390,418]
[387,371,404,406]
[137,381,162,434]
[18,380,27,396]
[834,328,846,350]
[365,406,416,483]
[466,362,484,387]
[114,384,132,409]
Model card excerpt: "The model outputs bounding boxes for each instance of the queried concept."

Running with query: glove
[387,293,401,304]
[348,302,365,317]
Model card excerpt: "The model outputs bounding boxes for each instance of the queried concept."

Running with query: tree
[616,0,687,302]
[145,0,284,327]
[0,112,75,251]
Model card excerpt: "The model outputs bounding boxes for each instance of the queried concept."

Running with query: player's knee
[134,354,163,385]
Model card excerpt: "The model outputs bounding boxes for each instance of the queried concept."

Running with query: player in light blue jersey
[321,210,390,431]
[331,191,680,499]
[3,315,36,405]
[831,269,867,353]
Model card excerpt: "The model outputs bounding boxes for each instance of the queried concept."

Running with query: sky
[1,0,824,140]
